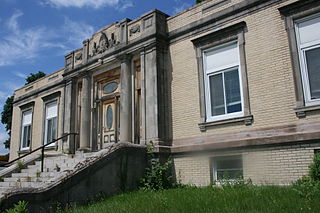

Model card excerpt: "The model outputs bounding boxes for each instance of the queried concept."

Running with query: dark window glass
[305,47,320,100]
[225,69,242,113]
[106,105,113,130]
[209,74,225,116]
[103,82,118,94]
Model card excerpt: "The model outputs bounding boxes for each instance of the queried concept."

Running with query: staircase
[0,151,97,198]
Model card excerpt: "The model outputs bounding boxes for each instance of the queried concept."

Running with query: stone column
[79,74,91,150]
[63,78,77,154]
[120,55,132,143]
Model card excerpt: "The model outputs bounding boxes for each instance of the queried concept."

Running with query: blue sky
[0,0,195,155]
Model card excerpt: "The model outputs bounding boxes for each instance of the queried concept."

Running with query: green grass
[64,186,320,213]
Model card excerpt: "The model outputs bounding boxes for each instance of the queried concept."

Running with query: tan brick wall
[169,0,320,141]
[168,0,243,32]
[173,143,320,186]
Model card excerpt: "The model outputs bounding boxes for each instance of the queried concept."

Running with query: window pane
[106,105,113,130]
[224,69,242,113]
[209,74,225,116]
[47,119,53,143]
[26,126,31,147]
[22,126,28,148]
[51,117,57,141]
[217,158,242,170]
[217,170,243,180]
[305,47,320,100]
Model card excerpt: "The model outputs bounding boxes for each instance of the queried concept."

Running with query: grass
[64,185,320,213]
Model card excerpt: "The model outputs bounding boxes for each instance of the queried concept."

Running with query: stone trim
[294,105,320,118]
[198,115,253,131]
[202,0,231,14]
[279,0,320,117]
[169,0,284,43]
[192,22,251,131]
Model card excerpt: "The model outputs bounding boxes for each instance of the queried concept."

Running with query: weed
[4,201,28,213]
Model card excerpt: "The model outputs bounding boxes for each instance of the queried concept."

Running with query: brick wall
[173,142,320,186]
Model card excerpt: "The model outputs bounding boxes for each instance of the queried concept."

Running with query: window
[295,14,320,106]
[203,41,243,122]
[44,101,58,145]
[20,110,32,150]
[212,156,243,182]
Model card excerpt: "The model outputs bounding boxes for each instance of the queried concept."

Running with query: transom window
[203,41,243,122]
[212,156,243,182]
[20,110,32,150]
[295,13,320,106]
[44,101,58,145]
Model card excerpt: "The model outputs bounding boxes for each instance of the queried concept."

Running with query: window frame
[279,0,320,118]
[211,155,243,183]
[192,22,252,131]
[294,13,320,106]
[20,109,33,151]
[203,40,244,122]
[43,100,58,146]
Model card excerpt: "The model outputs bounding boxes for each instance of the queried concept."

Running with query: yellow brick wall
[169,0,320,141]
[173,143,319,186]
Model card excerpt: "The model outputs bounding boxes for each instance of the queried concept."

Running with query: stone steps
[0,151,100,196]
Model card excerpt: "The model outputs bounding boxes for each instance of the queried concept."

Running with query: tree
[196,0,206,4]
[1,71,46,149]
[25,71,46,85]
[1,96,14,149]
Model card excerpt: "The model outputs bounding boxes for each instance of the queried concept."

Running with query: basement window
[212,156,243,182]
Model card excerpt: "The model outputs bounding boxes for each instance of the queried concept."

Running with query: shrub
[293,153,320,199]
[309,153,320,181]
[140,142,174,191]
[4,201,28,213]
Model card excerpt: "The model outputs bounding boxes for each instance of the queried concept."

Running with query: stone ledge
[294,105,320,118]
[198,115,253,131]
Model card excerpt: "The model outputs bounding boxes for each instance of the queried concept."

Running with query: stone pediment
[91,31,119,57]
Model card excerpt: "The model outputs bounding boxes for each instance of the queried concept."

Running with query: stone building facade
[9,0,320,185]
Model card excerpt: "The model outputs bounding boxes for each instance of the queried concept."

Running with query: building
[9,0,320,186]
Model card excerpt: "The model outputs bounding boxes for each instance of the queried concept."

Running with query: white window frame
[212,156,243,183]
[20,110,32,151]
[203,41,244,122]
[295,13,320,106]
[44,101,58,146]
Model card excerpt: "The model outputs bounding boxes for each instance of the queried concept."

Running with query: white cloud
[173,0,191,14]
[63,17,95,48]
[0,10,96,67]
[0,132,8,142]
[0,91,6,100]
[14,71,27,79]
[43,0,133,10]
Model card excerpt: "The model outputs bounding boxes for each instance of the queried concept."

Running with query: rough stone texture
[173,142,320,186]
[0,143,147,213]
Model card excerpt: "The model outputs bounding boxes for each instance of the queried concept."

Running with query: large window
[20,110,32,150]
[212,156,243,182]
[44,101,58,145]
[203,41,243,122]
[295,14,320,106]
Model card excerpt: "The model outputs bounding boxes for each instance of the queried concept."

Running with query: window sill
[294,105,320,118]
[18,149,31,155]
[199,115,253,132]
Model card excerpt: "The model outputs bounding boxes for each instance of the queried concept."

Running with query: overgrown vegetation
[140,142,174,191]
[64,185,320,213]
[3,201,28,213]
[293,152,320,200]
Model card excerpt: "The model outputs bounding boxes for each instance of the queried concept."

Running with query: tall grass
[64,185,320,213]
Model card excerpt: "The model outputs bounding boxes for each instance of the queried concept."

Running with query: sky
[0,0,196,155]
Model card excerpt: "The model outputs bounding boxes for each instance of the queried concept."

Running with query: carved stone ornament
[75,52,82,61]
[91,32,119,57]
[129,24,141,36]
